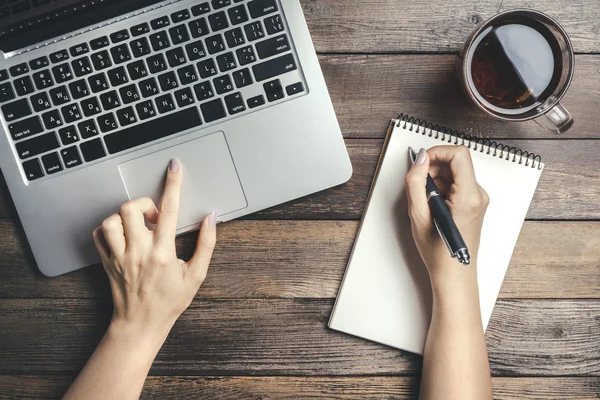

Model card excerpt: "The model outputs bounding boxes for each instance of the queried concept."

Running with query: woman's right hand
[405,146,489,287]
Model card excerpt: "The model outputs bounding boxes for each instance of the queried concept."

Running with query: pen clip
[434,219,455,258]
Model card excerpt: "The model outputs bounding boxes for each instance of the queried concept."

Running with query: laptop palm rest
[118,132,248,230]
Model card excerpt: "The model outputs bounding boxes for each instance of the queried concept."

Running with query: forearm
[419,268,493,400]
[62,320,171,400]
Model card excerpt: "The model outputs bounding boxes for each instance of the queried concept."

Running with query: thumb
[188,211,217,284]
[405,148,432,228]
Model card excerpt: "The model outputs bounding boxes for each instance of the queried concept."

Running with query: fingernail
[208,211,217,228]
[416,148,427,165]
[169,158,180,172]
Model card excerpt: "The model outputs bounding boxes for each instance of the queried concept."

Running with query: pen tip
[408,147,417,163]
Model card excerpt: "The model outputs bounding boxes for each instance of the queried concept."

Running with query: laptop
[0,0,352,276]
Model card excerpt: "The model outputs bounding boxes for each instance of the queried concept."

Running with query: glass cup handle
[534,103,574,134]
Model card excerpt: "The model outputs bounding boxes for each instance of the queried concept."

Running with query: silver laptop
[0,0,352,276]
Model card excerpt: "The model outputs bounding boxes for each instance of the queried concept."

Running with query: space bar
[104,107,203,154]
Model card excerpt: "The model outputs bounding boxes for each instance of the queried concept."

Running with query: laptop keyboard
[1,0,307,181]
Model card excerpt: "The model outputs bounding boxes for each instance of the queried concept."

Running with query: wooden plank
[0,299,598,376]
[0,376,598,400]
[322,55,600,139]
[1,220,598,299]
[302,0,600,53]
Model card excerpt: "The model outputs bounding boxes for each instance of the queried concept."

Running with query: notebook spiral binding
[396,114,543,170]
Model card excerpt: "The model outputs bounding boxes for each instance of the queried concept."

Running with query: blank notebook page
[329,120,544,355]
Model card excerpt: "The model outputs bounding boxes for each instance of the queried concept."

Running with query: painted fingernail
[416,148,427,165]
[169,158,180,172]
[208,211,217,228]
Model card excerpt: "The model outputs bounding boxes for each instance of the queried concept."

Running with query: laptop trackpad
[118,132,247,230]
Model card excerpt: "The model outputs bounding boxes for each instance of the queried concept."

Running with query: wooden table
[1,1,599,398]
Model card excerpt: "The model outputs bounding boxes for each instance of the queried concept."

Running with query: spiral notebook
[329,115,545,355]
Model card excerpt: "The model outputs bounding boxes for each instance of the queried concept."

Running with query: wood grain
[0,376,598,400]
[1,220,598,299]
[302,0,600,53]
[0,299,598,376]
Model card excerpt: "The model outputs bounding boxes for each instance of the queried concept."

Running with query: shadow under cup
[459,9,575,134]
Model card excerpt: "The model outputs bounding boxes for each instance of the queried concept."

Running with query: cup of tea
[459,9,575,134]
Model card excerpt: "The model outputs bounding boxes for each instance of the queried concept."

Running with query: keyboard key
[177,65,198,85]
[91,50,112,70]
[78,119,99,139]
[212,0,231,9]
[9,63,29,77]
[88,73,109,93]
[110,44,132,64]
[175,87,195,107]
[186,40,207,61]
[135,100,157,120]
[31,92,52,112]
[127,60,149,80]
[110,30,130,44]
[233,68,253,88]
[8,116,43,140]
[72,57,93,77]
[236,45,256,66]
[225,92,245,115]
[194,81,214,101]
[31,70,53,90]
[2,98,31,121]
[131,23,150,37]
[69,79,90,100]
[130,38,151,58]
[244,21,265,41]
[52,63,74,83]
[139,78,160,98]
[100,90,121,110]
[90,36,110,50]
[81,97,102,117]
[149,31,171,51]
[200,98,226,123]
[217,52,236,72]
[30,56,49,70]
[98,113,118,133]
[169,25,190,45]
[80,138,107,162]
[0,69,8,81]
[49,86,71,106]
[42,110,63,129]
[225,28,245,48]
[41,152,63,174]
[189,18,210,38]
[151,16,171,30]
[50,50,69,64]
[256,34,290,59]
[0,82,15,103]
[286,82,304,96]
[107,66,129,86]
[16,132,60,159]
[61,146,83,168]
[248,0,278,18]
[166,47,187,67]
[191,3,211,16]
[158,71,179,91]
[156,93,176,114]
[252,53,297,81]
[70,43,89,57]
[206,34,226,54]
[116,106,137,126]
[228,5,249,25]
[171,9,190,23]
[14,76,34,96]
[264,14,284,35]
[197,59,218,78]
[23,158,44,181]
[59,125,80,145]
[247,94,265,108]
[61,103,83,123]
[105,107,202,154]
[209,11,229,32]
[264,78,284,102]
[147,54,167,74]
[119,84,141,104]
[213,75,233,94]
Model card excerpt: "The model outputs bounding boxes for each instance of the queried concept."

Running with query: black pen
[408,147,471,266]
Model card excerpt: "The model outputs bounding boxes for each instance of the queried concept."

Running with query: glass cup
[459,9,575,134]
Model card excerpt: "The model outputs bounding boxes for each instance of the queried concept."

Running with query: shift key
[252,53,297,82]
[15,132,60,160]
[9,116,43,140]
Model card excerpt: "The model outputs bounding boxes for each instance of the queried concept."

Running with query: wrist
[107,317,173,355]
